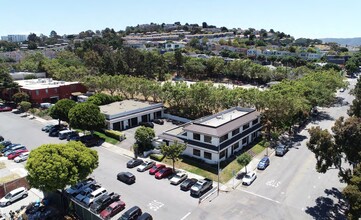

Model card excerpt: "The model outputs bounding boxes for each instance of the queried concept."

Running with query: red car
[8,149,28,160]
[100,200,126,220]
[0,106,12,112]
[155,167,173,179]
[149,164,165,175]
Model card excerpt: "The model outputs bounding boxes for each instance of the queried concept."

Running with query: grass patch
[251,144,266,155]
[93,131,119,145]
[0,162,6,169]
[0,173,21,184]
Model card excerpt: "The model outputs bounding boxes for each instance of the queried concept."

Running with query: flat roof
[199,110,248,127]
[99,100,157,116]
[16,78,78,90]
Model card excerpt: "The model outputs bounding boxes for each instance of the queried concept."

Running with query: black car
[138,212,153,220]
[117,172,136,184]
[118,206,142,220]
[152,119,164,125]
[126,158,143,168]
[0,135,3,142]
[0,141,12,147]
[42,124,55,132]
[49,127,67,137]
[67,132,80,141]
[79,135,104,147]
[90,192,120,214]
[180,178,198,191]
[139,122,154,128]
[1,144,20,153]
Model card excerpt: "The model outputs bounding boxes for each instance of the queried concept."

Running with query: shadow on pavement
[311,111,335,122]
[305,187,348,220]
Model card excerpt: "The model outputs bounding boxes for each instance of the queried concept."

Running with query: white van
[14,152,30,163]
[0,187,28,206]
[58,130,74,140]
[82,187,107,207]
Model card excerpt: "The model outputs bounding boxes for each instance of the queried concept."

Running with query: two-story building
[100,100,164,131]
[160,107,262,164]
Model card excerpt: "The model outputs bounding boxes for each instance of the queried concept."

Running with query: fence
[0,176,30,198]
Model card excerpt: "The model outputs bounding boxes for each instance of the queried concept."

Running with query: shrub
[150,154,165,162]
[0,144,4,152]
[104,129,125,141]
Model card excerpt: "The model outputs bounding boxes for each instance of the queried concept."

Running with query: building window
[193,149,201,157]
[35,90,39,96]
[220,134,228,143]
[220,150,226,159]
[232,142,239,150]
[232,128,240,136]
[204,135,212,143]
[243,123,250,130]
[252,118,259,125]
[242,138,248,144]
[204,152,212,160]
[193,133,201,141]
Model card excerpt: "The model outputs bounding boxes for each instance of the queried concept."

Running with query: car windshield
[193,182,202,188]
[105,206,113,212]
[4,193,12,199]
[245,174,252,178]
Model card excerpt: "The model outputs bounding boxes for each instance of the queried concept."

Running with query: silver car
[0,187,28,206]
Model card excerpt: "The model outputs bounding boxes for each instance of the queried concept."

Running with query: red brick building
[16,78,87,104]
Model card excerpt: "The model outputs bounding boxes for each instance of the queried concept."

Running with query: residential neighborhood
[0,2,361,220]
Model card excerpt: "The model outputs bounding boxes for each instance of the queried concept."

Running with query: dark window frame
[193,149,201,156]
[204,151,212,160]
[193,133,201,141]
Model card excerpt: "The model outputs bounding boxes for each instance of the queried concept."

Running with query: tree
[68,102,105,133]
[161,141,186,171]
[342,164,361,219]
[349,78,361,118]
[12,92,30,104]
[25,141,98,192]
[134,126,155,153]
[49,99,77,125]
[19,101,31,112]
[237,153,252,173]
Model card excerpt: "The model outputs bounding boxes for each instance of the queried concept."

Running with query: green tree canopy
[237,153,252,173]
[26,141,98,192]
[161,141,187,171]
[343,164,361,219]
[49,99,77,125]
[134,126,155,152]
[68,102,105,132]
[19,101,31,112]
[12,92,30,104]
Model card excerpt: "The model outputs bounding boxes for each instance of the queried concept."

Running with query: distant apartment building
[1,35,28,42]
[160,107,262,164]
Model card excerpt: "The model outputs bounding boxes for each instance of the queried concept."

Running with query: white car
[0,187,28,206]
[242,171,257,186]
[82,187,107,207]
[14,152,30,163]
[170,172,188,185]
[137,161,156,172]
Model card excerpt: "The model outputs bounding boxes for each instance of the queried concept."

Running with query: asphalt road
[0,112,198,220]
[185,77,358,220]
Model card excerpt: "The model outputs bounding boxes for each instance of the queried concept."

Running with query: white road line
[180,212,191,220]
[238,189,281,204]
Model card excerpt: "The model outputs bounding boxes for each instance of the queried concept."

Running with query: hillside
[320,37,361,46]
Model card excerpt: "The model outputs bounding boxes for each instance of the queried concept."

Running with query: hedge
[104,130,126,141]
[150,154,165,162]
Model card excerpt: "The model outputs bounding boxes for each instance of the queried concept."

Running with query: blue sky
[1,0,360,39]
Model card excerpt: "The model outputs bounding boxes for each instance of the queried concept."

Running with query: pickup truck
[190,178,213,197]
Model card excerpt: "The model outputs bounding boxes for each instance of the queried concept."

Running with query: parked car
[170,172,188,185]
[152,119,164,125]
[67,132,80,141]
[139,122,154,128]
[14,152,30,163]
[155,167,173,179]
[275,144,288,156]
[4,145,26,157]
[340,88,346,92]
[190,178,213,197]
[138,212,153,220]
[7,149,28,160]
[0,140,12,147]
[180,178,198,191]
[257,156,270,170]
[74,183,101,202]
[79,135,104,147]
[242,171,257,185]
[117,172,136,184]
[137,161,156,172]
[0,187,28,206]
[0,135,3,142]
[90,192,120,214]
[0,106,12,112]
[82,187,107,207]
[118,206,142,220]
[65,177,96,196]
[58,130,75,140]
[126,158,143,168]
[149,164,165,175]
[42,124,55,132]
[1,143,20,154]
[100,200,126,220]
[49,126,67,137]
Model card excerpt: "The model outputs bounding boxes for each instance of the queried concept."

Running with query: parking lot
[0,112,199,220]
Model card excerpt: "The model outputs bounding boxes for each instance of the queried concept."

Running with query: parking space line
[238,189,281,204]
[180,212,191,220]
